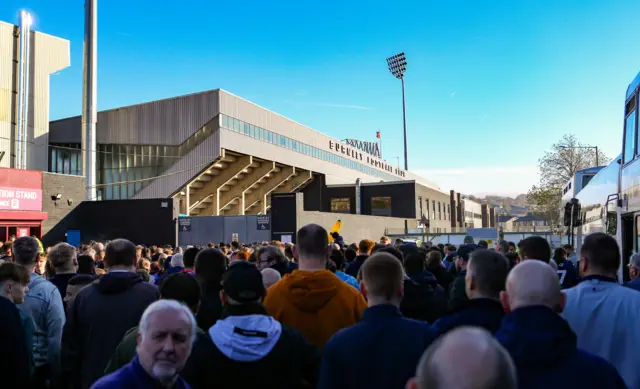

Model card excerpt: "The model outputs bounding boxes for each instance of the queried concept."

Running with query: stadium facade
[49,89,496,233]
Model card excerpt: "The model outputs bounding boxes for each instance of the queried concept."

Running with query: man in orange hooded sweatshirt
[265,224,367,349]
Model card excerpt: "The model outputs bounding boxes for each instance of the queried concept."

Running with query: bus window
[624,96,637,164]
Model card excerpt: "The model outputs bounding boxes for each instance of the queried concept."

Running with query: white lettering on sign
[0,186,42,211]
[0,189,38,200]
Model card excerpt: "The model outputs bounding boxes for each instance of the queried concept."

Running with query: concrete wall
[295,193,416,244]
[41,172,85,234]
[415,184,451,232]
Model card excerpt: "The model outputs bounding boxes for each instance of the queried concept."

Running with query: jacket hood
[409,270,439,286]
[209,314,282,362]
[280,270,341,312]
[96,272,144,294]
[497,306,576,367]
[355,254,368,262]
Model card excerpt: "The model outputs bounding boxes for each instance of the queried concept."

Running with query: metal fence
[177,215,271,246]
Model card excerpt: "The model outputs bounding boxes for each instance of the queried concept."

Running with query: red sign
[17,228,29,238]
[0,187,42,211]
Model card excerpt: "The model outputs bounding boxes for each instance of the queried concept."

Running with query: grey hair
[630,253,640,270]
[170,253,184,268]
[138,300,197,346]
[12,237,40,267]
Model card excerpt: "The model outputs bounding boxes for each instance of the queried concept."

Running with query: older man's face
[137,309,192,383]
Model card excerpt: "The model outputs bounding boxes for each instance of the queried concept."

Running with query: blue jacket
[625,277,640,292]
[318,304,435,389]
[432,298,505,335]
[335,271,360,290]
[17,272,65,377]
[563,276,640,389]
[497,306,627,389]
[91,356,191,389]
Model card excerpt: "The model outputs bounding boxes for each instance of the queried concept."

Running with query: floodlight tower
[386,52,408,171]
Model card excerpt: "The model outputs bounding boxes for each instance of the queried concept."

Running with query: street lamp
[559,145,600,166]
[386,52,408,171]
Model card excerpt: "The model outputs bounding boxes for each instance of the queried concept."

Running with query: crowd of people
[0,226,639,389]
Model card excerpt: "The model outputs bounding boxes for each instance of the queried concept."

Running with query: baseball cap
[222,261,266,303]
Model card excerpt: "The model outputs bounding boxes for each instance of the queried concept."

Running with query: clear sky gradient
[3,0,640,196]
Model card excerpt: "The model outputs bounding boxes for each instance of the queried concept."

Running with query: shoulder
[573,349,622,377]
[90,369,129,389]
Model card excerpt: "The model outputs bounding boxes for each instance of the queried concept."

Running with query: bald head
[261,268,281,289]
[504,260,561,310]
[409,327,516,389]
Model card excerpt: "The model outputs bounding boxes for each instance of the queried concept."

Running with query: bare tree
[539,134,610,189]
[528,134,611,227]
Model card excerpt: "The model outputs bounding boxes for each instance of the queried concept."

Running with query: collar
[466,298,504,310]
[131,356,185,389]
[582,275,617,284]
[362,304,403,321]
[222,302,268,318]
[109,269,132,273]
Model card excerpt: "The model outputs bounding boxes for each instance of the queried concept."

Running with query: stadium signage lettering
[328,141,406,178]
[344,139,382,159]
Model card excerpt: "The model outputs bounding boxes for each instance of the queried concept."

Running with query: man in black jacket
[0,272,31,388]
[61,239,159,389]
[183,261,319,389]
[433,249,508,335]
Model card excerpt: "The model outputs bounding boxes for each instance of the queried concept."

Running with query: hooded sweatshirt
[264,270,367,349]
[497,306,627,389]
[183,304,320,389]
[61,271,159,389]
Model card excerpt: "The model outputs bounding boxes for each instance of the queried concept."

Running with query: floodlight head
[386,52,407,80]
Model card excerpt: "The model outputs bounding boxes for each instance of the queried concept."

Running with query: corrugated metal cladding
[29,31,70,171]
[133,128,221,199]
[0,22,16,168]
[0,22,70,170]
[49,90,220,145]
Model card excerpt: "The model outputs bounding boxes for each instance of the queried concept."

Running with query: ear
[556,292,566,313]
[136,331,143,347]
[579,257,588,276]
[360,281,368,301]
[398,279,405,299]
[219,290,227,305]
[292,245,299,260]
[500,290,511,313]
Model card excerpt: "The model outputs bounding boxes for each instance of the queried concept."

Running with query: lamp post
[82,0,98,201]
[559,145,600,166]
[386,52,408,171]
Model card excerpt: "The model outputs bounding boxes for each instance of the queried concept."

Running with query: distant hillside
[465,194,532,216]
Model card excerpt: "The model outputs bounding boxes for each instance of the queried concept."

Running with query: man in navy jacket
[496,260,627,389]
[433,249,508,335]
[318,252,436,389]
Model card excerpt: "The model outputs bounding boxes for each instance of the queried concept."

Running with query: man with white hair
[406,327,516,389]
[91,300,196,389]
[496,260,626,389]
[625,253,640,291]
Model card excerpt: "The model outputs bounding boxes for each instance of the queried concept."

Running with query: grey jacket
[17,273,65,379]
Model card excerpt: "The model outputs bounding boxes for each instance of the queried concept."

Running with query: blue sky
[3,0,640,196]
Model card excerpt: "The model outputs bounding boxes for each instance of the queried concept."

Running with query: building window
[425,199,430,219]
[432,200,436,219]
[330,198,351,213]
[418,196,423,218]
[438,202,442,220]
[447,204,451,220]
[371,196,392,217]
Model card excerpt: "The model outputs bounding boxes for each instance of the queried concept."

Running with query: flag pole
[377,130,382,159]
